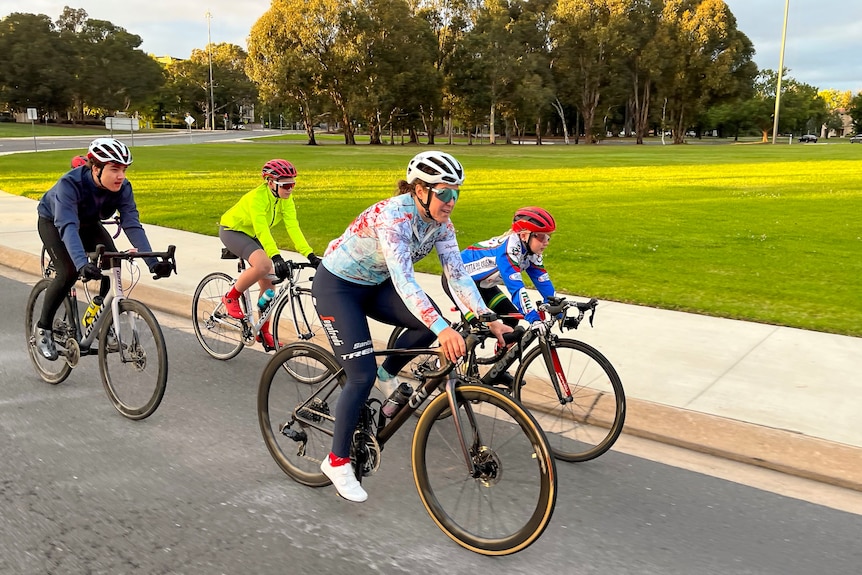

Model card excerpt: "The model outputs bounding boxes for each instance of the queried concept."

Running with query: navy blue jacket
[37,166,156,270]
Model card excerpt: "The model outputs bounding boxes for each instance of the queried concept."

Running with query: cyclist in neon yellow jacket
[218,159,320,350]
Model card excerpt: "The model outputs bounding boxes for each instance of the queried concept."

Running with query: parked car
[798,134,818,143]
[849,134,862,143]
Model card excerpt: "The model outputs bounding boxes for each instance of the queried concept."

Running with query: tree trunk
[489,101,496,145]
[551,98,570,145]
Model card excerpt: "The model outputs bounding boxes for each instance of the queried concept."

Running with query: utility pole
[771,0,790,144]
[206,10,216,131]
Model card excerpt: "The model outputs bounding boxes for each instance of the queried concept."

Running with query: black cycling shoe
[489,371,515,391]
[35,326,59,361]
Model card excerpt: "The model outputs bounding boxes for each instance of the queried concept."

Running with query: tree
[553,0,630,144]
[71,18,165,117]
[847,92,862,134]
[653,0,756,143]
[247,0,353,144]
[344,0,441,145]
[0,13,74,115]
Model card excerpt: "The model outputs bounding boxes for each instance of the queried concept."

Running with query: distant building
[151,55,184,66]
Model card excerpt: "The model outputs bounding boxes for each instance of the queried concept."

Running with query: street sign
[185,115,195,126]
[27,108,38,120]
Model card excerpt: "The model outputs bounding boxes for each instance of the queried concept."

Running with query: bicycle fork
[444,377,490,480]
[540,338,574,405]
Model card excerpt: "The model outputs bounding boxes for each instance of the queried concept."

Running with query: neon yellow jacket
[219,182,313,258]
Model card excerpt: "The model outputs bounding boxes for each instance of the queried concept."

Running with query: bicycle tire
[258,342,345,486]
[99,299,168,420]
[513,338,626,462]
[192,272,244,360]
[412,384,556,555]
[25,279,75,385]
[271,294,328,384]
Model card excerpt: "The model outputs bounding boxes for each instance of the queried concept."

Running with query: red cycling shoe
[256,330,281,351]
[222,293,244,319]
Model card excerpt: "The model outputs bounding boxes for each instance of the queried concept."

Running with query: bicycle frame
[64,246,176,364]
[290,341,486,475]
[229,258,314,343]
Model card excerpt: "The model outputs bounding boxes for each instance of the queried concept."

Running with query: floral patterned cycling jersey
[322,193,491,335]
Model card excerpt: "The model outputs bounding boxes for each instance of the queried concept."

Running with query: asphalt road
[0,129,284,156]
[2,270,861,575]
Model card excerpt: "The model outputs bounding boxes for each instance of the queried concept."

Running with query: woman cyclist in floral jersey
[312,150,512,502]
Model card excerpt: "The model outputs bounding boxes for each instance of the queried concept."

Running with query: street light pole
[771,0,790,144]
[206,10,216,131]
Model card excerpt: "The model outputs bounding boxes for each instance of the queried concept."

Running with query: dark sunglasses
[430,186,459,203]
[273,181,295,191]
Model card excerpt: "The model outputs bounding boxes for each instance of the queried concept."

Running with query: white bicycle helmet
[87,138,133,166]
[406,151,464,186]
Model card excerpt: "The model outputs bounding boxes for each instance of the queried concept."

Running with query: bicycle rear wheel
[192,272,244,360]
[25,279,75,385]
[258,342,345,486]
[514,338,625,462]
[412,384,556,555]
[99,299,168,420]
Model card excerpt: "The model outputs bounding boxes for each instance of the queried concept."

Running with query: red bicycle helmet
[261,159,297,181]
[71,155,88,168]
[512,207,556,234]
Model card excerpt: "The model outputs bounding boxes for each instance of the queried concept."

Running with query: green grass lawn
[2,140,860,336]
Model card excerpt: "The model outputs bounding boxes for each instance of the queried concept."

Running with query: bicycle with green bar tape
[389,296,626,462]
[257,320,557,556]
[25,244,177,420]
[40,214,121,278]
[191,248,320,361]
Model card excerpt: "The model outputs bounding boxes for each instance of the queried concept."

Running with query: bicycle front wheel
[271,286,321,347]
[98,299,168,420]
[514,338,626,462]
[192,272,244,360]
[412,384,556,556]
[25,279,75,384]
[258,342,345,486]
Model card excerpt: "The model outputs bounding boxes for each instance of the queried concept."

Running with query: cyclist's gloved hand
[530,320,547,336]
[307,252,321,269]
[150,260,173,280]
[271,254,289,280]
[79,262,102,282]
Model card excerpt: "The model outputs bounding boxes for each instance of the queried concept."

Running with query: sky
[4,1,861,94]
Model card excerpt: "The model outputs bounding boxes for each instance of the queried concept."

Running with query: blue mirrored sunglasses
[431,186,459,203]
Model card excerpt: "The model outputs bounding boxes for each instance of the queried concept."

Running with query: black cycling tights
[441,275,520,328]
[37,217,116,329]
[312,266,439,458]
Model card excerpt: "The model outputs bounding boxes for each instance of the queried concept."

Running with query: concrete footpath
[2,190,861,491]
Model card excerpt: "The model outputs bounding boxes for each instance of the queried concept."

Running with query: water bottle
[82,295,103,328]
[258,289,275,311]
[381,382,414,418]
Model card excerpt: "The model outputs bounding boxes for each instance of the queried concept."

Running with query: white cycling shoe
[320,458,368,503]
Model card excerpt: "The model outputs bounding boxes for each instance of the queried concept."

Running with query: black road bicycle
[388,296,626,462]
[25,245,177,420]
[257,330,557,556]
[192,249,319,360]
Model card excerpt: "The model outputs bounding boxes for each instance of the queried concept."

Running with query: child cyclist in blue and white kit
[459,206,557,330]
[312,151,512,503]
[444,207,557,386]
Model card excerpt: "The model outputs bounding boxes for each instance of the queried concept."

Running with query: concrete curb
[4,244,861,492]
